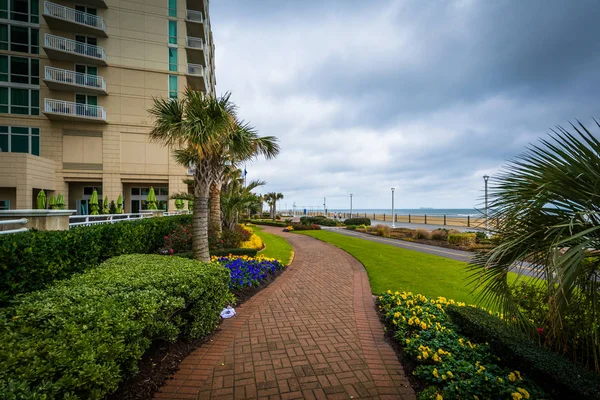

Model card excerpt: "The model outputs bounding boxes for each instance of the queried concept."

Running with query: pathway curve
[156,226,415,400]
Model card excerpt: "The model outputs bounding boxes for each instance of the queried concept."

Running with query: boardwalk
[156,226,415,400]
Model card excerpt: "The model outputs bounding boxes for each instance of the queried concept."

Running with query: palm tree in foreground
[468,120,600,369]
[149,89,278,261]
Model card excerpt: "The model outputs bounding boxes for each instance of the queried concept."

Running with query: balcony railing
[44,1,106,32]
[44,98,106,120]
[186,36,203,49]
[186,9,203,23]
[44,34,106,62]
[187,63,204,76]
[45,66,106,91]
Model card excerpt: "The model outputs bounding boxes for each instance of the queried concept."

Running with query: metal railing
[44,1,106,32]
[187,63,204,76]
[44,66,106,91]
[186,36,203,49]
[0,218,29,235]
[44,98,107,120]
[186,9,203,23]
[69,210,191,227]
[44,34,106,62]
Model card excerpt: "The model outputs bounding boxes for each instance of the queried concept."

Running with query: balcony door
[75,64,98,87]
[75,35,97,57]
[75,5,97,27]
[75,93,98,117]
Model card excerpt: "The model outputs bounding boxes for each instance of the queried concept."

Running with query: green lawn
[297,230,530,304]
[252,225,294,265]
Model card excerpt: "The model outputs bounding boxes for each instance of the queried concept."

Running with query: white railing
[186,36,203,49]
[44,34,106,62]
[187,63,204,76]
[44,66,106,91]
[0,218,29,235]
[44,98,107,120]
[69,210,190,227]
[186,9,203,23]
[44,1,106,32]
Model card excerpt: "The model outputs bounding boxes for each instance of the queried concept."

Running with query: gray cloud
[212,0,600,209]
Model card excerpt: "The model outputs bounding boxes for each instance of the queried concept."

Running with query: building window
[168,75,177,99]
[0,0,39,24]
[0,126,40,155]
[0,24,39,54]
[168,20,177,44]
[0,87,39,115]
[0,55,39,85]
[168,0,176,17]
[0,200,9,210]
[168,47,177,71]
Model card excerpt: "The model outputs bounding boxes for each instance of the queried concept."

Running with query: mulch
[107,268,284,400]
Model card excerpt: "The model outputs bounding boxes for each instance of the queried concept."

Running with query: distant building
[0,0,216,212]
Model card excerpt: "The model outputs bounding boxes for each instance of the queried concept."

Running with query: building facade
[0,0,216,213]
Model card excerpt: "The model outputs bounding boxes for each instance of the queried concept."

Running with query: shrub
[240,234,263,250]
[300,216,337,226]
[221,225,251,248]
[344,217,371,226]
[346,225,357,230]
[414,229,432,240]
[0,214,192,303]
[160,223,192,254]
[375,224,390,237]
[448,232,476,246]
[447,305,600,400]
[474,231,487,243]
[289,223,321,231]
[0,254,231,399]
[379,292,545,400]
[251,220,287,227]
[430,228,449,241]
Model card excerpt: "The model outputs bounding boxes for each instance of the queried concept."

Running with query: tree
[263,192,284,220]
[220,168,265,230]
[149,90,278,262]
[468,120,600,369]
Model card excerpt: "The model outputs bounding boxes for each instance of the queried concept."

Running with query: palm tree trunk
[209,182,222,235]
[192,188,211,262]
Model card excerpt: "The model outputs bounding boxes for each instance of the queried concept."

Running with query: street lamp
[483,175,490,231]
[391,188,396,228]
[324,197,326,217]
[350,194,353,218]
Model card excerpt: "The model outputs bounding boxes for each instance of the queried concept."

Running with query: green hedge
[447,305,600,400]
[0,215,192,304]
[343,217,371,226]
[0,254,231,399]
[448,232,476,246]
[250,220,287,227]
[300,216,337,226]
[177,248,259,258]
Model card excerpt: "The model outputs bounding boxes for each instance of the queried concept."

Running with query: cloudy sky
[211,0,599,211]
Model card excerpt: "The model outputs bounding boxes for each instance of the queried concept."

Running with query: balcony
[43,2,107,37]
[185,10,205,39]
[44,66,107,95]
[185,36,205,65]
[186,63,206,92]
[44,99,107,123]
[43,34,107,65]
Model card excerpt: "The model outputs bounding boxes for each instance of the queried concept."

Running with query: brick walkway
[155,227,415,400]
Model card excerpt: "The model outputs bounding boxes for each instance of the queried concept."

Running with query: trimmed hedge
[290,223,321,231]
[0,215,192,304]
[250,220,287,227]
[343,217,371,226]
[0,254,231,399]
[447,305,600,400]
[300,216,337,226]
[448,232,476,246]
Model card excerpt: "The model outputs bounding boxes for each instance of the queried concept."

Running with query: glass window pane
[168,0,176,17]
[31,29,39,54]
[0,55,7,82]
[11,88,29,114]
[31,127,39,135]
[169,74,177,98]
[10,57,28,83]
[30,0,39,22]
[0,134,7,152]
[0,87,7,113]
[31,135,39,156]
[0,126,7,133]
[12,126,27,134]
[0,0,7,19]
[10,25,28,53]
[11,134,28,153]
[131,188,140,195]
[11,0,28,22]
[83,187,93,195]
[0,25,8,50]
[141,188,149,196]
[168,20,177,44]
[30,90,39,115]
[168,48,177,71]
[31,58,39,84]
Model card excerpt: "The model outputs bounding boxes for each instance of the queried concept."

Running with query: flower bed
[211,255,284,290]
[379,291,545,400]
[239,225,264,250]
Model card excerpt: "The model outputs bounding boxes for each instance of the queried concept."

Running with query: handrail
[186,36,203,49]
[187,63,204,75]
[44,98,107,120]
[44,34,106,61]
[44,66,106,91]
[68,211,190,227]
[44,1,106,31]
[186,9,203,23]
[0,218,29,235]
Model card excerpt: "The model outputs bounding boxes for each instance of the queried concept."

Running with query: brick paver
[155,227,415,400]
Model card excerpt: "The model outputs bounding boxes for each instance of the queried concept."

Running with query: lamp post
[483,175,489,231]
[391,188,396,228]
[324,197,326,217]
[350,193,353,218]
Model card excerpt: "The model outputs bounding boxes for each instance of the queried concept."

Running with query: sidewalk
[156,226,415,399]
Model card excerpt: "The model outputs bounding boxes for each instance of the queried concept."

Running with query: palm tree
[220,168,265,230]
[149,90,278,261]
[264,192,284,220]
[468,120,600,369]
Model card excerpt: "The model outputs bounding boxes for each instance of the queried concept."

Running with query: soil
[108,268,284,400]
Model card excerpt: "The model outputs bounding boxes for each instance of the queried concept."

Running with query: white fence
[0,218,29,235]
[45,66,106,91]
[44,98,107,120]
[68,210,190,228]
[44,33,107,62]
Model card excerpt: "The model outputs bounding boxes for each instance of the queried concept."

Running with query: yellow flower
[441,374,447,380]
[447,371,453,379]
[517,388,530,399]
[477,365,485,374]
[497,377,503,383]
[387,290,393,294]
[511,393,523,400]
[405,339,411,344]
[392,320,397,325]
[432,354,440,363]
[473,396,480,400]
[458,338,465,346]
[394,312,401,319]
[508,372,516,382]
[436,394,443,400]
[432,368,439,378]
[420,322,427,330]
[395,291,400,295]
[515,371,523,380]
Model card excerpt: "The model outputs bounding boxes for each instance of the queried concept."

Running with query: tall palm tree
[264,192,284,220]
[468,120,600,369]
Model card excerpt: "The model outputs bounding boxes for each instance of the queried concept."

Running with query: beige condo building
[0,0,216,213]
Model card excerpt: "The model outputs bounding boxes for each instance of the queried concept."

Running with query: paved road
[322,227,536,277]
[157,226,415,400]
